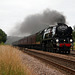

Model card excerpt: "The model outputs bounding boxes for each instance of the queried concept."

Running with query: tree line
[72,25,75,42]
[0,29,7,44]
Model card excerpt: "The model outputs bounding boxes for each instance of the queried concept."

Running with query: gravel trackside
[20,52,66,75]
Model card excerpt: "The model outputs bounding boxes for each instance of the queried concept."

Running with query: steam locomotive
[12,23,73,54]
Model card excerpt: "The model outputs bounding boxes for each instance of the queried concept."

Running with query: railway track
[23,49,75,75]
[69,53,75,57]
[69,50,75,57]
[61,51,75,57]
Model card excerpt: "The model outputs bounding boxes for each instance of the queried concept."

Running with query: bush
[72,31,75,42]
[0,29,7,43]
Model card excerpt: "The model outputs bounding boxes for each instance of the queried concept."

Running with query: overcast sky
[0,0,75,36]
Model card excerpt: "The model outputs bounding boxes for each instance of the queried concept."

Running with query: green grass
[74,42,75,46]
[73,42,75,50]
[0,42,5,45]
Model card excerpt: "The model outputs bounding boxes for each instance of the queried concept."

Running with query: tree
[0,29,7,43]
[72,25,75,41]
[73,25,75,31]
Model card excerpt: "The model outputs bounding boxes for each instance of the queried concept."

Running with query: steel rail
[24,49,75,75]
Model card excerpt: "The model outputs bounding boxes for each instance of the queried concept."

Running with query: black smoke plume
[11,9,66,36]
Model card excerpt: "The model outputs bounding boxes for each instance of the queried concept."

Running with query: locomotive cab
[43,26,56,39]
[43,28,52,39]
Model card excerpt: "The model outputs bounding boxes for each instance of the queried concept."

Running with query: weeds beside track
[0,45,30,75]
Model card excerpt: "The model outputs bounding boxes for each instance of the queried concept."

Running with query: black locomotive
[41,23,73,54]
[13,23,73,54]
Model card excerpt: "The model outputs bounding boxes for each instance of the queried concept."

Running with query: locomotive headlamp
[70,39,73,42]
[64,40,65,42]
[56,39,59,42]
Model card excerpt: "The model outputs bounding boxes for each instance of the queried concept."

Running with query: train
[12,23,73,54]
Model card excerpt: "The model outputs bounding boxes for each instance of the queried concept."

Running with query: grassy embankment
[0,45,30,75]
[74,42,75,50]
